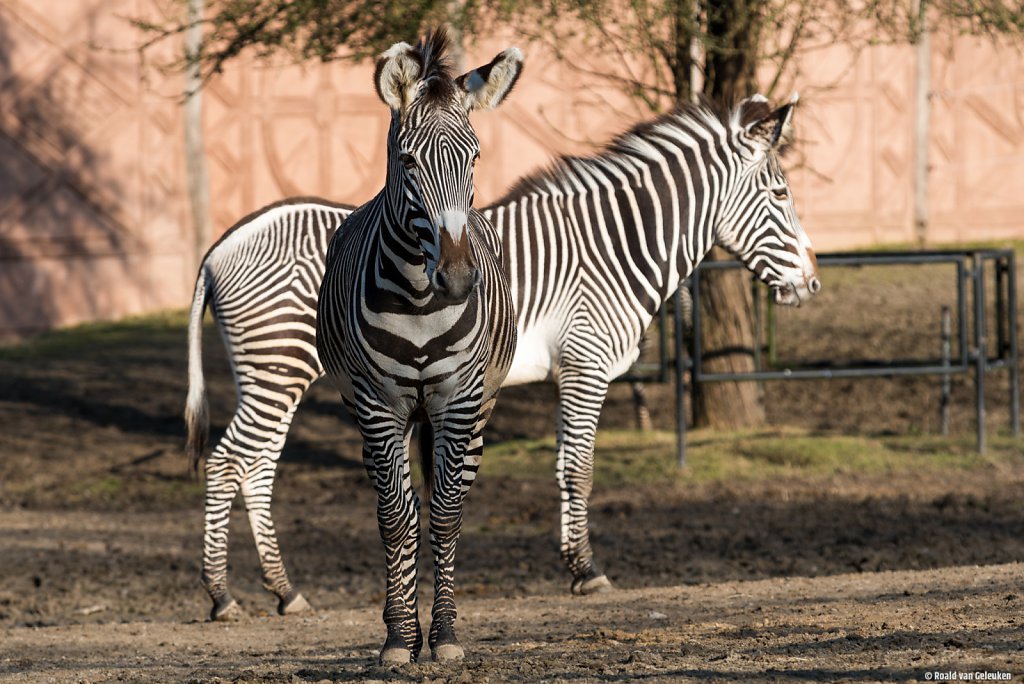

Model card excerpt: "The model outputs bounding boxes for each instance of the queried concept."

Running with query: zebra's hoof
[571,573,613,596]
[429,619,463,661]
[210,597,243,622]
[432,643,465,662]
[278,592,312,616]
[379,647,412,665]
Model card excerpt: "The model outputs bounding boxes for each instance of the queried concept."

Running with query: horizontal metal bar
[617,376,662,384]
[626,362,664,373]
[696,253,970,270]
[618,362,692,384]
[694,249,1014,273]
[695,364,974,382]
[821,249,1012,259]
[817,255,967,267]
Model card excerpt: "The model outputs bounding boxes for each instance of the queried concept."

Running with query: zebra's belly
[503,322,557,387]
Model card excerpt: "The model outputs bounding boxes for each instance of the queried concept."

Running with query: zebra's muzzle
[773,274,820,307]
[431,265,480,303]
[432,218,479,303]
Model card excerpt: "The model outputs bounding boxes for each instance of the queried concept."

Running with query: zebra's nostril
[434,270,448,293]
[808,276,821,294]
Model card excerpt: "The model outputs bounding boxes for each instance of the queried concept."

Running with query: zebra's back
[203,198,352,384]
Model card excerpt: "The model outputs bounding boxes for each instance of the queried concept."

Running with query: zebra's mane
[491,99,755,206]
[413,28,456,104]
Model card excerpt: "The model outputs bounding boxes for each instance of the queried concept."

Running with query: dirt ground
[1,258,1023,682]
[2,561,1022,683]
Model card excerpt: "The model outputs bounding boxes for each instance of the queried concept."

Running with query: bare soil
[2,562,1022,683]
[1,258,1023,682]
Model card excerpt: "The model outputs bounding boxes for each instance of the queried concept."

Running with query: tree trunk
[912,0,930,246]
[692,247,764,428]
[692,0,764,429]
[702,0,761,103]
[672,0,695,102]
[445,0,466,73]
[185,0,211,272]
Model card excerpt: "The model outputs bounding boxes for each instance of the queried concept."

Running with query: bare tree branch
[126,0,1024,107]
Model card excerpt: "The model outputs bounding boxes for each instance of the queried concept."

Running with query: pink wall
[1,2,1023,338]
[0,0,191,340]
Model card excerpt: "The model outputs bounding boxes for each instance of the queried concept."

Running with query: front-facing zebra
[315,32,520,663]
[185,91,819,619]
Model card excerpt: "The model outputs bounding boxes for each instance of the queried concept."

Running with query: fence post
[973,257,987,454]
[675,285,687,469]
[1007,251,1020,437]
[940,305,951,436]
[752,277,763,372]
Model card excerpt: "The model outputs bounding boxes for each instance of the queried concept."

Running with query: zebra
[185,91,819,620]
[314,32,520,663]
[185,197,350,621]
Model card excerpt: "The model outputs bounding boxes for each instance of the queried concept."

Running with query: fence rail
[646,249,1020,466]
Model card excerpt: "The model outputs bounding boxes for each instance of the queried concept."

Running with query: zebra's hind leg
[240,458,310,617]
[555,369,614,596]
[239,403,311,617]
[202,446,246,621]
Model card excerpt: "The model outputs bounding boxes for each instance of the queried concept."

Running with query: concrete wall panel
[0,3,1022,338]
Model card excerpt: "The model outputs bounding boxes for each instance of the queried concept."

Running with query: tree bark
[445,0,466,73]
[702,0,761,103]
[689,0,765,429]
[692,247,764,428]
[672,0,695,102]
[912,0,930,246]
[185,0,211,272]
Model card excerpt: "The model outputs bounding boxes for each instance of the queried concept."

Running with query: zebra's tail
[185,264,211,477]
[417,422,435,503]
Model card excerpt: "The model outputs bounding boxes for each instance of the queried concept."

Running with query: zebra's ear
[374,41,424,113]
[456,47,523,112]
[744,93,798,151]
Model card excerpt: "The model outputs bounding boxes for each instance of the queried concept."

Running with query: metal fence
[633,249,1020,466]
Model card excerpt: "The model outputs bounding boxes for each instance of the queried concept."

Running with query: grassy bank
[2,309,1020,508]
[485,427,1024,487]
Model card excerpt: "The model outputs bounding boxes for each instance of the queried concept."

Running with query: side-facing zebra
[185,91,820,620]
[315,32,519,663]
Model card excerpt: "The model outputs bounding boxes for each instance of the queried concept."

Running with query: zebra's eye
[772,187,789,201]
[399,153,417,170]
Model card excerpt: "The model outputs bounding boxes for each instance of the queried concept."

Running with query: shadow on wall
[0,6,139,342]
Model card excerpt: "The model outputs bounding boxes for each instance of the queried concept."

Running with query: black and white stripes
[314,31,520,663]
[489,95,819,592]
[186,198,350,621]
[183,91,819,621]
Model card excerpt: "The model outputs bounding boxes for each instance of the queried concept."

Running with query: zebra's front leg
[426,412,482,662]
[556,370,614,595]
[365,430,424,664]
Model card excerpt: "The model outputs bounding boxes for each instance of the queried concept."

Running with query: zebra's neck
[484,110,732,313]
[374,191,432,299]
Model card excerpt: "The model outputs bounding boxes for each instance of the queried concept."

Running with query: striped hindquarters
[186,199,352,465]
